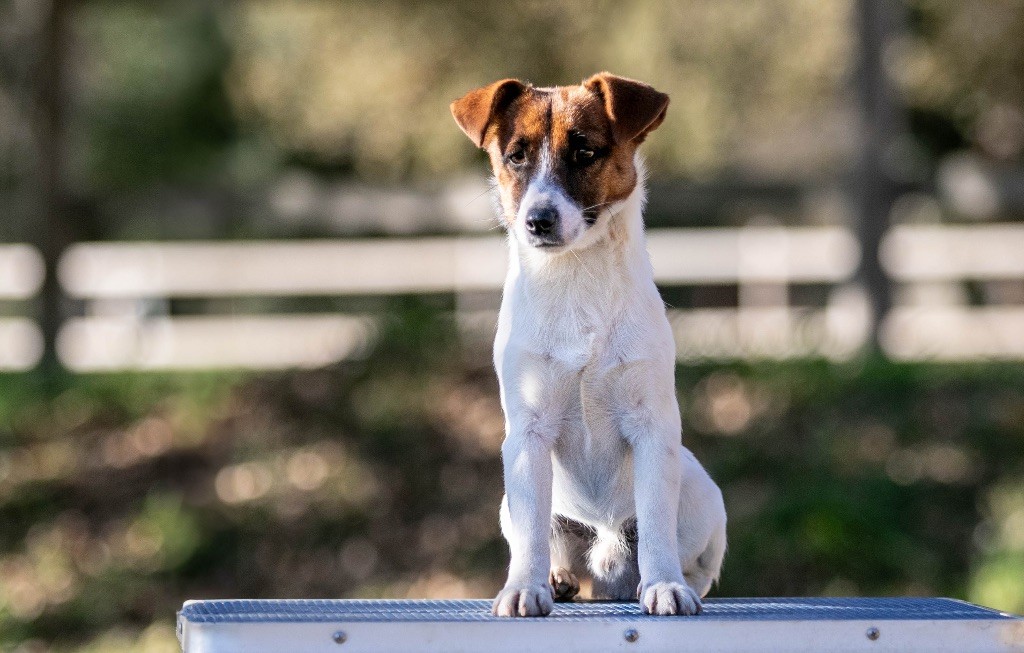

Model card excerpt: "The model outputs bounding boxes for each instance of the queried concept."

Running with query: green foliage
[226,0,852,180]
[901,1,1024,162]
[72,3,237,190]
[1,304,1023,651]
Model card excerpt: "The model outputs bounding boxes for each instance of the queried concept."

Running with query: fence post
[37,0,71,377]
[854,0,906,351]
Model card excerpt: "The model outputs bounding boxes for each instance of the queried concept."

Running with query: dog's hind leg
[683,521,726,598]
[549,516,586,601]
[588,523,641,600]
[676,445,727,598]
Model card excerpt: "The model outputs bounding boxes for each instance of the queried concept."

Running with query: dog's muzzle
[525,205,562,247]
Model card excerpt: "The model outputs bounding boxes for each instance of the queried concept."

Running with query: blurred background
[2,0,1024,650]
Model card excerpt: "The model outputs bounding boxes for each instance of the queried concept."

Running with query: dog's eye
[507,148,527,166]
[573,148,595,164]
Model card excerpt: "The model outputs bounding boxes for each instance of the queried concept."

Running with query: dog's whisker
[570,249,599,285]
[581,200,615,213]
[464,184,497,207]
[467,217,503,232]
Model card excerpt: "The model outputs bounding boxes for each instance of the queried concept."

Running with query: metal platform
[177,597,1024,652]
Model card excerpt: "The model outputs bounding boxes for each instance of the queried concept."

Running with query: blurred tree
[71,2,237,191]
[900,1,1024,163]
[227,0,854,181]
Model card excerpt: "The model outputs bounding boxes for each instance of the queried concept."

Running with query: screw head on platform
[332,630,347,644]
[624,628,640,643]
[866,626,880,641]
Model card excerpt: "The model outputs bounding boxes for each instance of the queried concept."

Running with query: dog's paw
[492,583,555,617]
[638,580,702,616]
[549,567,580,602]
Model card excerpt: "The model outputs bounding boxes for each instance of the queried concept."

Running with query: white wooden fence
[0,245,45,370]
[54,228,861,370]
[881,224,1024,360]
[2,224,1023,370]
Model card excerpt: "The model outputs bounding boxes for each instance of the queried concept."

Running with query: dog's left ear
[450,78,527,148]
[584,72,669,144]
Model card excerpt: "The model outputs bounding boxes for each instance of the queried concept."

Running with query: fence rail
[4,223,1024,371]
[0,246,46,370]
[59,227,858,299]
[0,245,45,300]
[882,224,1024,280]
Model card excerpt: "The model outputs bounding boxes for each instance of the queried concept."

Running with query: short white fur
[492,155,728,618]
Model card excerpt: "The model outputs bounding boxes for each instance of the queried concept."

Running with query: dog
[450,73,727,617]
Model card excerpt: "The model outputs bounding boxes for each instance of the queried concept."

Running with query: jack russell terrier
[450,73,727,617]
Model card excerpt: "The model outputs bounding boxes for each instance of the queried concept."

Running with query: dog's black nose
[525,206,558,236]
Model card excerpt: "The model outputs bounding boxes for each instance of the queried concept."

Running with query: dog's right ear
[450,79,527,149]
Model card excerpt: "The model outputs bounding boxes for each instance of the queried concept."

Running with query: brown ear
[584,72,669,144]
[450,78,527,148]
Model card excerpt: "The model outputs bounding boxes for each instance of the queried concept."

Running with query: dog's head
[451,73,668,253]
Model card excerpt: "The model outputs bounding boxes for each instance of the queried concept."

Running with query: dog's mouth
[525,231,566,249]
[529,239,565,250]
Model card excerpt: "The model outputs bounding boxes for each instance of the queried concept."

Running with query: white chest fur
[493,180,680,528]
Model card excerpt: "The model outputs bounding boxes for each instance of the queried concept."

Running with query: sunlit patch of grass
[970,553,1024,614]
[56,621,179,653]
[970,478,1024,613]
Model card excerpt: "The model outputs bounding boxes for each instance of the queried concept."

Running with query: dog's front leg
[633,435,702,615]
[493,423,556,617]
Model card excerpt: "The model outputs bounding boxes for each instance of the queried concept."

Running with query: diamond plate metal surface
[179,597,1013,624]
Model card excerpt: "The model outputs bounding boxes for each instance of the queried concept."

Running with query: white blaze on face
[514,139,585,248]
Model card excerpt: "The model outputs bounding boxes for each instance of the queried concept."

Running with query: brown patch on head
[548,84,640,218]
[450,73,669,227]
[450,79,527,148]
[486,88,552,225]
